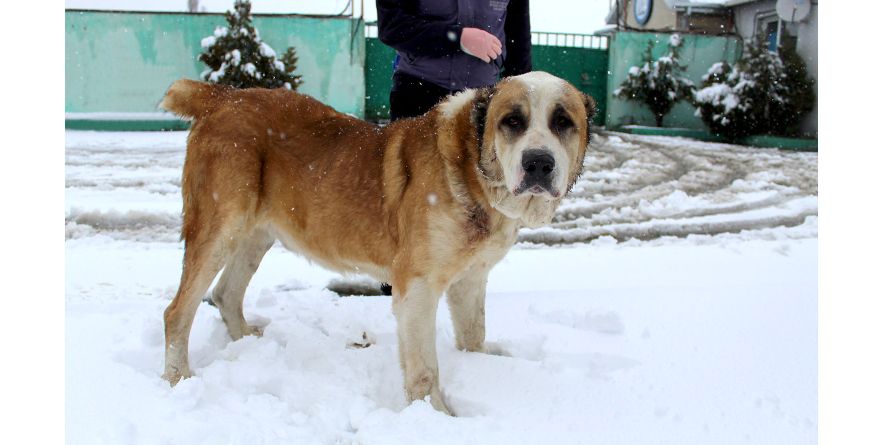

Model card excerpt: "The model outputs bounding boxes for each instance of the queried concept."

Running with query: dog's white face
[476,72,595,228]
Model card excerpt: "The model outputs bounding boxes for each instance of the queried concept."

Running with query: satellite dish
[776,0,811,22]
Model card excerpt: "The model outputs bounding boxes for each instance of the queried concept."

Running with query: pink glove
[460,27,503,63]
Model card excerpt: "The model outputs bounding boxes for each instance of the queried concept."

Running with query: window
[755,12,780,52]
[764,20,778,51]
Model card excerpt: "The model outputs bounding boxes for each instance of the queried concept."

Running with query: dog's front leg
[446,269,489,352]
[392,279,452,415]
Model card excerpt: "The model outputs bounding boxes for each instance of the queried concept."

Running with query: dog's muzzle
[515,149,558,197]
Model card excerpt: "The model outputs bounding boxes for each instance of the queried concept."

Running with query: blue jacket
[377,0,532,91]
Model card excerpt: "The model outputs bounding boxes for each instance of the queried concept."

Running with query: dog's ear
[565,93,597,195]
[582,93,597,146]
[471,87,494,150]
[472,87,502,182]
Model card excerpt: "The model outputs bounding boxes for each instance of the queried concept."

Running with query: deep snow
[65,130,817,444]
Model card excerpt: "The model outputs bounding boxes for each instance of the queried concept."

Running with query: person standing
[377,0,532,121]
[374,0,531,295]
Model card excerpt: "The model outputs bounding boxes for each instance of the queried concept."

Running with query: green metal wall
[65,10,365,118]
[66,12,741,133]
[364,39,609,125]
[364,38,396,121]
[606,31,742,130]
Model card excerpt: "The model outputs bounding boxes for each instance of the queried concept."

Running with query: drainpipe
[776,17,782,48]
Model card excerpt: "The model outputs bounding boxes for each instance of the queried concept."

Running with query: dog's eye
[553,115,574,132]
[501,114,526,132]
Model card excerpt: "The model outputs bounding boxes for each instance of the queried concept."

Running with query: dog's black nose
[521,149,555,182]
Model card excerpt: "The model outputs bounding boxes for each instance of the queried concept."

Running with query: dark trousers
[380,71,455,295]
[389,71,455,121]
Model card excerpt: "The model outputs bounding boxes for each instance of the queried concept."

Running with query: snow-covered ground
[66,130,817,444]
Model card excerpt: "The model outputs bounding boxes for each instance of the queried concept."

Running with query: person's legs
[390,71,454,121]
[381,72,454,296]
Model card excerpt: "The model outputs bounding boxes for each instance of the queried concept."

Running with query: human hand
[460,27,502,63]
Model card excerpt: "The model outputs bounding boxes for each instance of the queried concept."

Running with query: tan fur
[159,72,594,415]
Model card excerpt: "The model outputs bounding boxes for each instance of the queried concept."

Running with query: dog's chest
[426,204,519,281]
[463,210,520,269]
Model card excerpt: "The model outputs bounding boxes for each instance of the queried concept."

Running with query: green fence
[364,26,610,125]
[364,36,396,121]
[605,31,742,130]
[532,45,609,126]
[66,12,610,129]
[66,10,365,127]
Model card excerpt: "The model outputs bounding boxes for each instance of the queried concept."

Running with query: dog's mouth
[513,182,560,198]
[513,150,561,199]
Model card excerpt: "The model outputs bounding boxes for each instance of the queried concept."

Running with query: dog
[159,71,595,415]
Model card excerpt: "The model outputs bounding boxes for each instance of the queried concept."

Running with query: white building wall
[794,6,818,137]
[624,0,679,30]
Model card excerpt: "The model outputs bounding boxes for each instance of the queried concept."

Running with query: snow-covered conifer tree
[198,0,303,90]
[614,34,695,127]
[694,37,813,139]
[772,44,816,136]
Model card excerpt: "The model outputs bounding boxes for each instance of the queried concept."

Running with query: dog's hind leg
[163,119,266,385]
[211,229,275,340]
[162,228,229,385]
[446,268,490,353]
[162,198,256,384]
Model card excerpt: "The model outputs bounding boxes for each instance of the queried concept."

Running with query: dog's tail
[159,79,230,120]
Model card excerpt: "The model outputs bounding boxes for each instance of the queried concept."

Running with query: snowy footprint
[529,306,626,335]
[485,336,547,361]
[482,341,512,357]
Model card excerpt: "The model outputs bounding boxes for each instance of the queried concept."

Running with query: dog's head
[448,72,595,228]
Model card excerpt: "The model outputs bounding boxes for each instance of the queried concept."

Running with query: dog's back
[158,80,424,272]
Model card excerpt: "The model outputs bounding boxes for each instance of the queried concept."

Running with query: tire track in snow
[530,132,818,242]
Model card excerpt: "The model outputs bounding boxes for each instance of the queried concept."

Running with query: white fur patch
[513,71,566,96]
[439,89,477,119]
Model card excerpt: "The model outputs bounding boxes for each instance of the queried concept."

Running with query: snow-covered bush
[199,0,303,90]
[614,34,695,127]
[693,61,752,138]
[694,38,814,139]
[772,45,816,136]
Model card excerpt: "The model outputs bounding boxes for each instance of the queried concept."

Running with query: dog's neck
[433,106,515,242]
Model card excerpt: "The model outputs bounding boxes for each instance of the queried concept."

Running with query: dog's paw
[244,324,264,337]
[162,367,193,386]
[230,323,264,341]
[428,390,454,417]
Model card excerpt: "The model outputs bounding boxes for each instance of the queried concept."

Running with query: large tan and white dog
[159,71,595,414]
